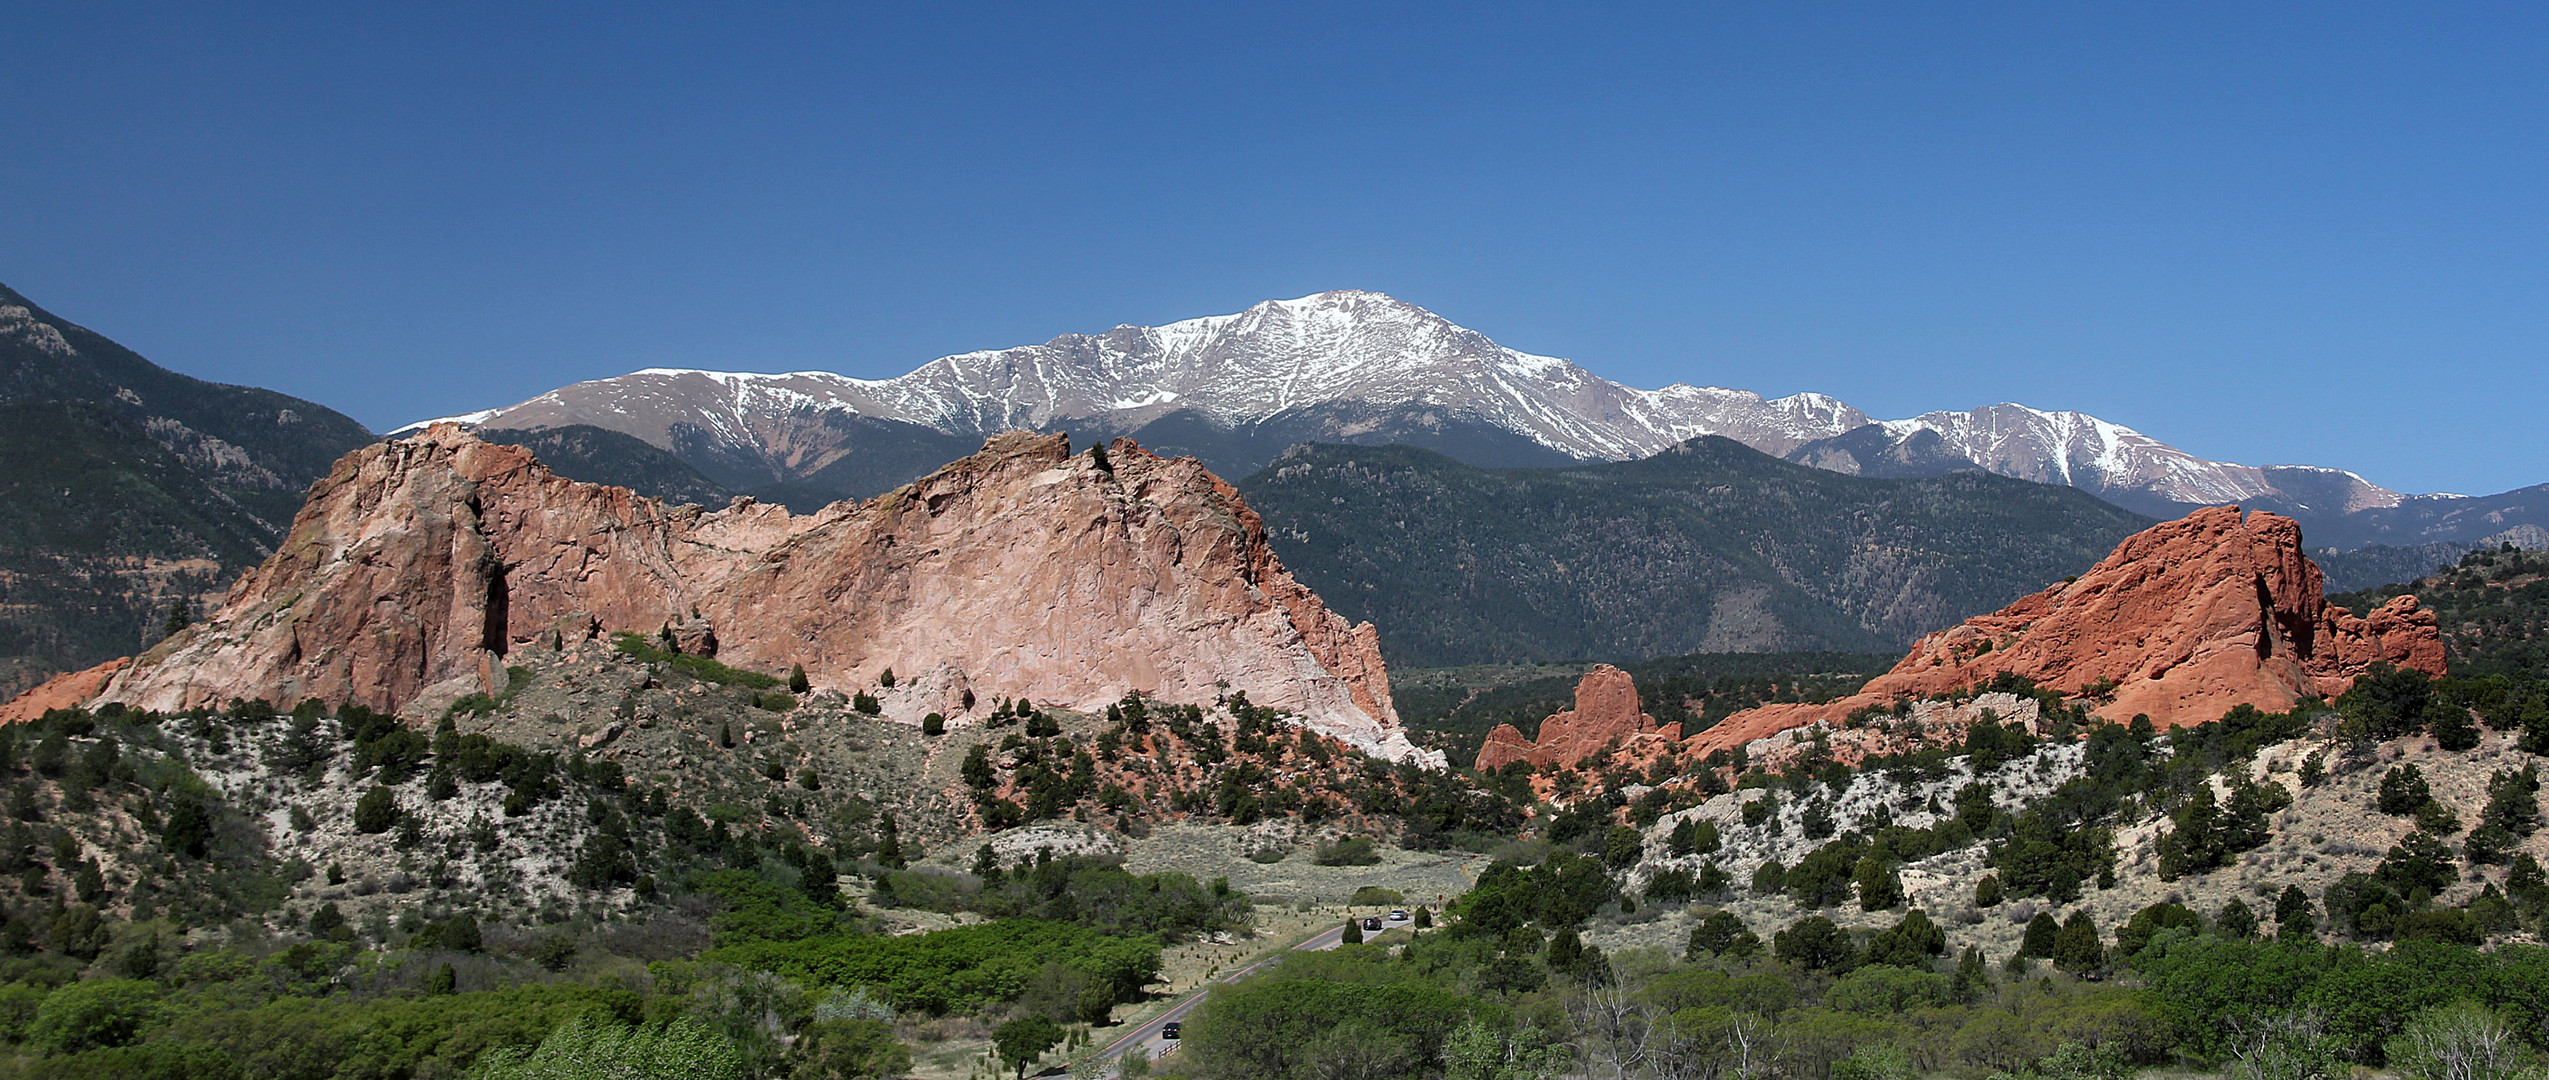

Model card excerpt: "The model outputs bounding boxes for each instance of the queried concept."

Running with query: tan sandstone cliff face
[92,426,1440,764]
[1475,664,1682,771]
[1686,506,2445,758]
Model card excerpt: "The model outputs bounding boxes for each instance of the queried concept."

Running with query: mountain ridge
[405,290,2475,541]
[0,281,376,687]
[1233,436,2155,667]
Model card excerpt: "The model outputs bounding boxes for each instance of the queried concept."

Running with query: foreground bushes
[704,917,1160,1016]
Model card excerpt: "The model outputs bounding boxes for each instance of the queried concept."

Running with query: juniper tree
[2218,898,2260,939]
[877,812,905,869]
[1802,800,1836,840]
[2277,884,2318,941]
[1546,928,1581,969]
[1772,914,1854,972]
[2430,698,2480,752]
[1687,910,1751,959]
[2022,911,2061,957]
[1950,945,1990,1002]
[353,785,401,834]
[1669,817,1699,856]
[2483,766,2540,835]
[2052,911,2105,974]
[1855,856,1903,911]
[2379,764,2433,815]
[1751,860,1786,895]
[2510,854,2548,904]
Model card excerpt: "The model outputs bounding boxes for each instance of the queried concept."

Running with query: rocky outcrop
[1690,506,2446,756]
[81,426,1439,764]
[1475,664,1681,771]
[0,659,127,726]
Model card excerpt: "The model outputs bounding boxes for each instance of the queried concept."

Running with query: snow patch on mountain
[405,290,2407,515]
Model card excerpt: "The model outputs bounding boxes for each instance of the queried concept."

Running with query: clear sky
[4,3,2543,496]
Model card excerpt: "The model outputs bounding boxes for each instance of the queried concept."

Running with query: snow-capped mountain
[407,290,2402,525]
[410,291,1871,471]
[1792,404,2404,517]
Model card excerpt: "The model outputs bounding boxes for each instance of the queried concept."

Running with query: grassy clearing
[1119,823,1484,908]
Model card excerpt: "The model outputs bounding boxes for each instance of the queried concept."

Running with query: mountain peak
[413,294,2414,527]
[1243,288,1423,315]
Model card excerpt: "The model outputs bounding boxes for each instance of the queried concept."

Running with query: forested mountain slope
[1238,437,2153,666]
[2336,544,2549,679]
[475,425,737,507]
[0,284,373,690]
[1394,651,1895,767]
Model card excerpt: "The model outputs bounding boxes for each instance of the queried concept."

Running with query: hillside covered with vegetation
[0,494,2541,1079]
[476,426,738,508]
[1395,651,1895,766]
[0,678,1283,1078]
[0,283,374,691]
[1157,653,2549,1080]
[1239,438,2151,667]
[2335,544,2549,679]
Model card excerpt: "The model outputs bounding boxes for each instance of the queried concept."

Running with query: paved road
[1088,914,1414,1074]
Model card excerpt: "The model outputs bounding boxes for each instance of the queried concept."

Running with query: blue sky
[4,3,2543,496]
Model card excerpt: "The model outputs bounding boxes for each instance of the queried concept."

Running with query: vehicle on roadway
[1362,917,1383,931]
[1162,1022,1181,1040]
[1390,909,1409,921]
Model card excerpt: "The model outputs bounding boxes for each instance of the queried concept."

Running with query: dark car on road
[1362,917,1383,931]
[1162,1022,1181,1040]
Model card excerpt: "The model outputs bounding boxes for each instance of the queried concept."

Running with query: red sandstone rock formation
[0,659,126,726]
[1475,664,1682,771]
[1689,506,2445,757]
[76,426,1438,763]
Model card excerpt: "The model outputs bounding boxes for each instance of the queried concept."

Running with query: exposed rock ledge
[1691,505,2445,757]
[1476,664,1682,771]
[71,425,1441,765]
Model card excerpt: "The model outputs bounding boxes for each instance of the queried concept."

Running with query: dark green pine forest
[1392,651,1896,767]
[2335,544,2549,679]
[475,427,738,508]
[1237,439,2153,667]
[0,284,373,692]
